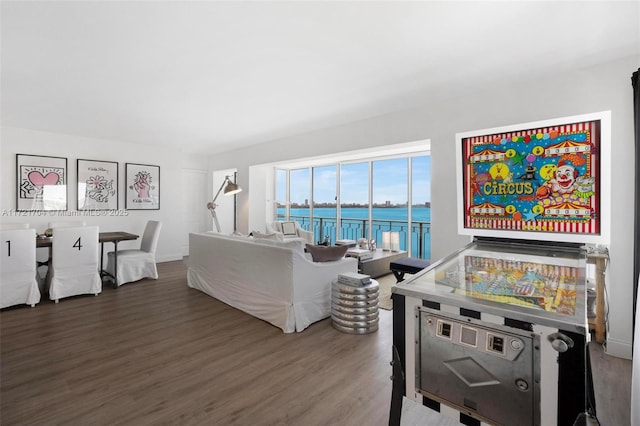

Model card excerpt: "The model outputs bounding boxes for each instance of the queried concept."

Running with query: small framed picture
[77,159,118,210]
[16,154,68,211]
[125,163,160,210]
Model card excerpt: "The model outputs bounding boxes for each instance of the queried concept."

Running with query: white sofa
[186,232,358,333]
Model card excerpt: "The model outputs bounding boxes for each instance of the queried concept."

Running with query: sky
[279,155,431,205]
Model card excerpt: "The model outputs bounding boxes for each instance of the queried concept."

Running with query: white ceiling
[2,1,639,155]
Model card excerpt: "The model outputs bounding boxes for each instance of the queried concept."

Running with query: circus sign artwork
[455,112,611,244]
[16,154,68,211]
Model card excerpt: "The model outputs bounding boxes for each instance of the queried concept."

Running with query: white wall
[209,55,639,358]
[0,127,209,262]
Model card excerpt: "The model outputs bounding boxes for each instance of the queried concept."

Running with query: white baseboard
[157,254,185,263]
[604,337,633,359]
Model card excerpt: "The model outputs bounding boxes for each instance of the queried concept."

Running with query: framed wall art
[125,163,160,210]
[77,159,118,210]
[455,111,611,244]
[16,154,68,211]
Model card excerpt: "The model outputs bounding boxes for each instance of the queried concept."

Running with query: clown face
[551,164,577,193]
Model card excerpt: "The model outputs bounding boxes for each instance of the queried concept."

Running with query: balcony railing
[277,214,431,260]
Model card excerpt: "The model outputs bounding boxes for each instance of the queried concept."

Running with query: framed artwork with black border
[125,163,160,210]
[77,159,118,210]
[16,153,68,211]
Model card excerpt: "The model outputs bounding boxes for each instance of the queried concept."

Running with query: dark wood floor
[1,261,393,425]
[1,261,631,425]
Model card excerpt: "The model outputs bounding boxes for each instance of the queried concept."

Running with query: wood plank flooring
[1,260,631,425]
[1,261,393,425]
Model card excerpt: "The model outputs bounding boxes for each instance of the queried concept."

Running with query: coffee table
[358,249,408,278]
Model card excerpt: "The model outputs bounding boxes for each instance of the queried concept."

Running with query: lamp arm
[207,175,239,233]
[210,176,230,205]
[209,206,222,232]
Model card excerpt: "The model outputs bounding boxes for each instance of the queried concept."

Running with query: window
[275,169,287,220]
[412,156,431,259]
[373,158,408,251]
[274,152,431,259]
[289,168,311,230]
[340,162,370,242]
[313,165,337,244]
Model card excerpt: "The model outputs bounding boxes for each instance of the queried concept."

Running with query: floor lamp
[207,175,242,232]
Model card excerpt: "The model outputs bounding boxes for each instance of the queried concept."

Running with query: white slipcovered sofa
[187,232,358,333]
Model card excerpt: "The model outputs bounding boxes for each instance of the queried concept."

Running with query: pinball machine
[392,112,611,426]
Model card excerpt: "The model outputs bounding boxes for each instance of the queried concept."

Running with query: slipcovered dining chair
[0,228,41,308]
[42,220,88,278]
[106,220,162,287]
[48,226,101,302]
[46,220,86,236]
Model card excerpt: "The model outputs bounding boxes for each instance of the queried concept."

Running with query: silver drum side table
[331,278,379,334]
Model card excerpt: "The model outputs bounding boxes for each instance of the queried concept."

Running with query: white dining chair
[41,221,88,275]
[1,228,41,308]
[48,226,101,302]
[46,220,86,236]
[106,221,162,287]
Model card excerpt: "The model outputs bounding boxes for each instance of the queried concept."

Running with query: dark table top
[36,232,139,248]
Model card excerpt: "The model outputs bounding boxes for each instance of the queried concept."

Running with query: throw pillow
[280,221,298,236]
[305,244,349,262]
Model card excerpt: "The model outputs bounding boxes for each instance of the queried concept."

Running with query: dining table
[36,231,139,288]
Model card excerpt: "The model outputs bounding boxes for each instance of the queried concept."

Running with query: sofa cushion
[253,237,305,252]
[252,231,284,241]
[305,244,349,262]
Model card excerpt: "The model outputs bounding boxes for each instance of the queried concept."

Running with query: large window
[373,158,408,254]
[276,153,430,259]
[340,162,370,242]
[411,156,431,259]
[289,168,310,228]
[275,169,287,220]
[313,165,337,244]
